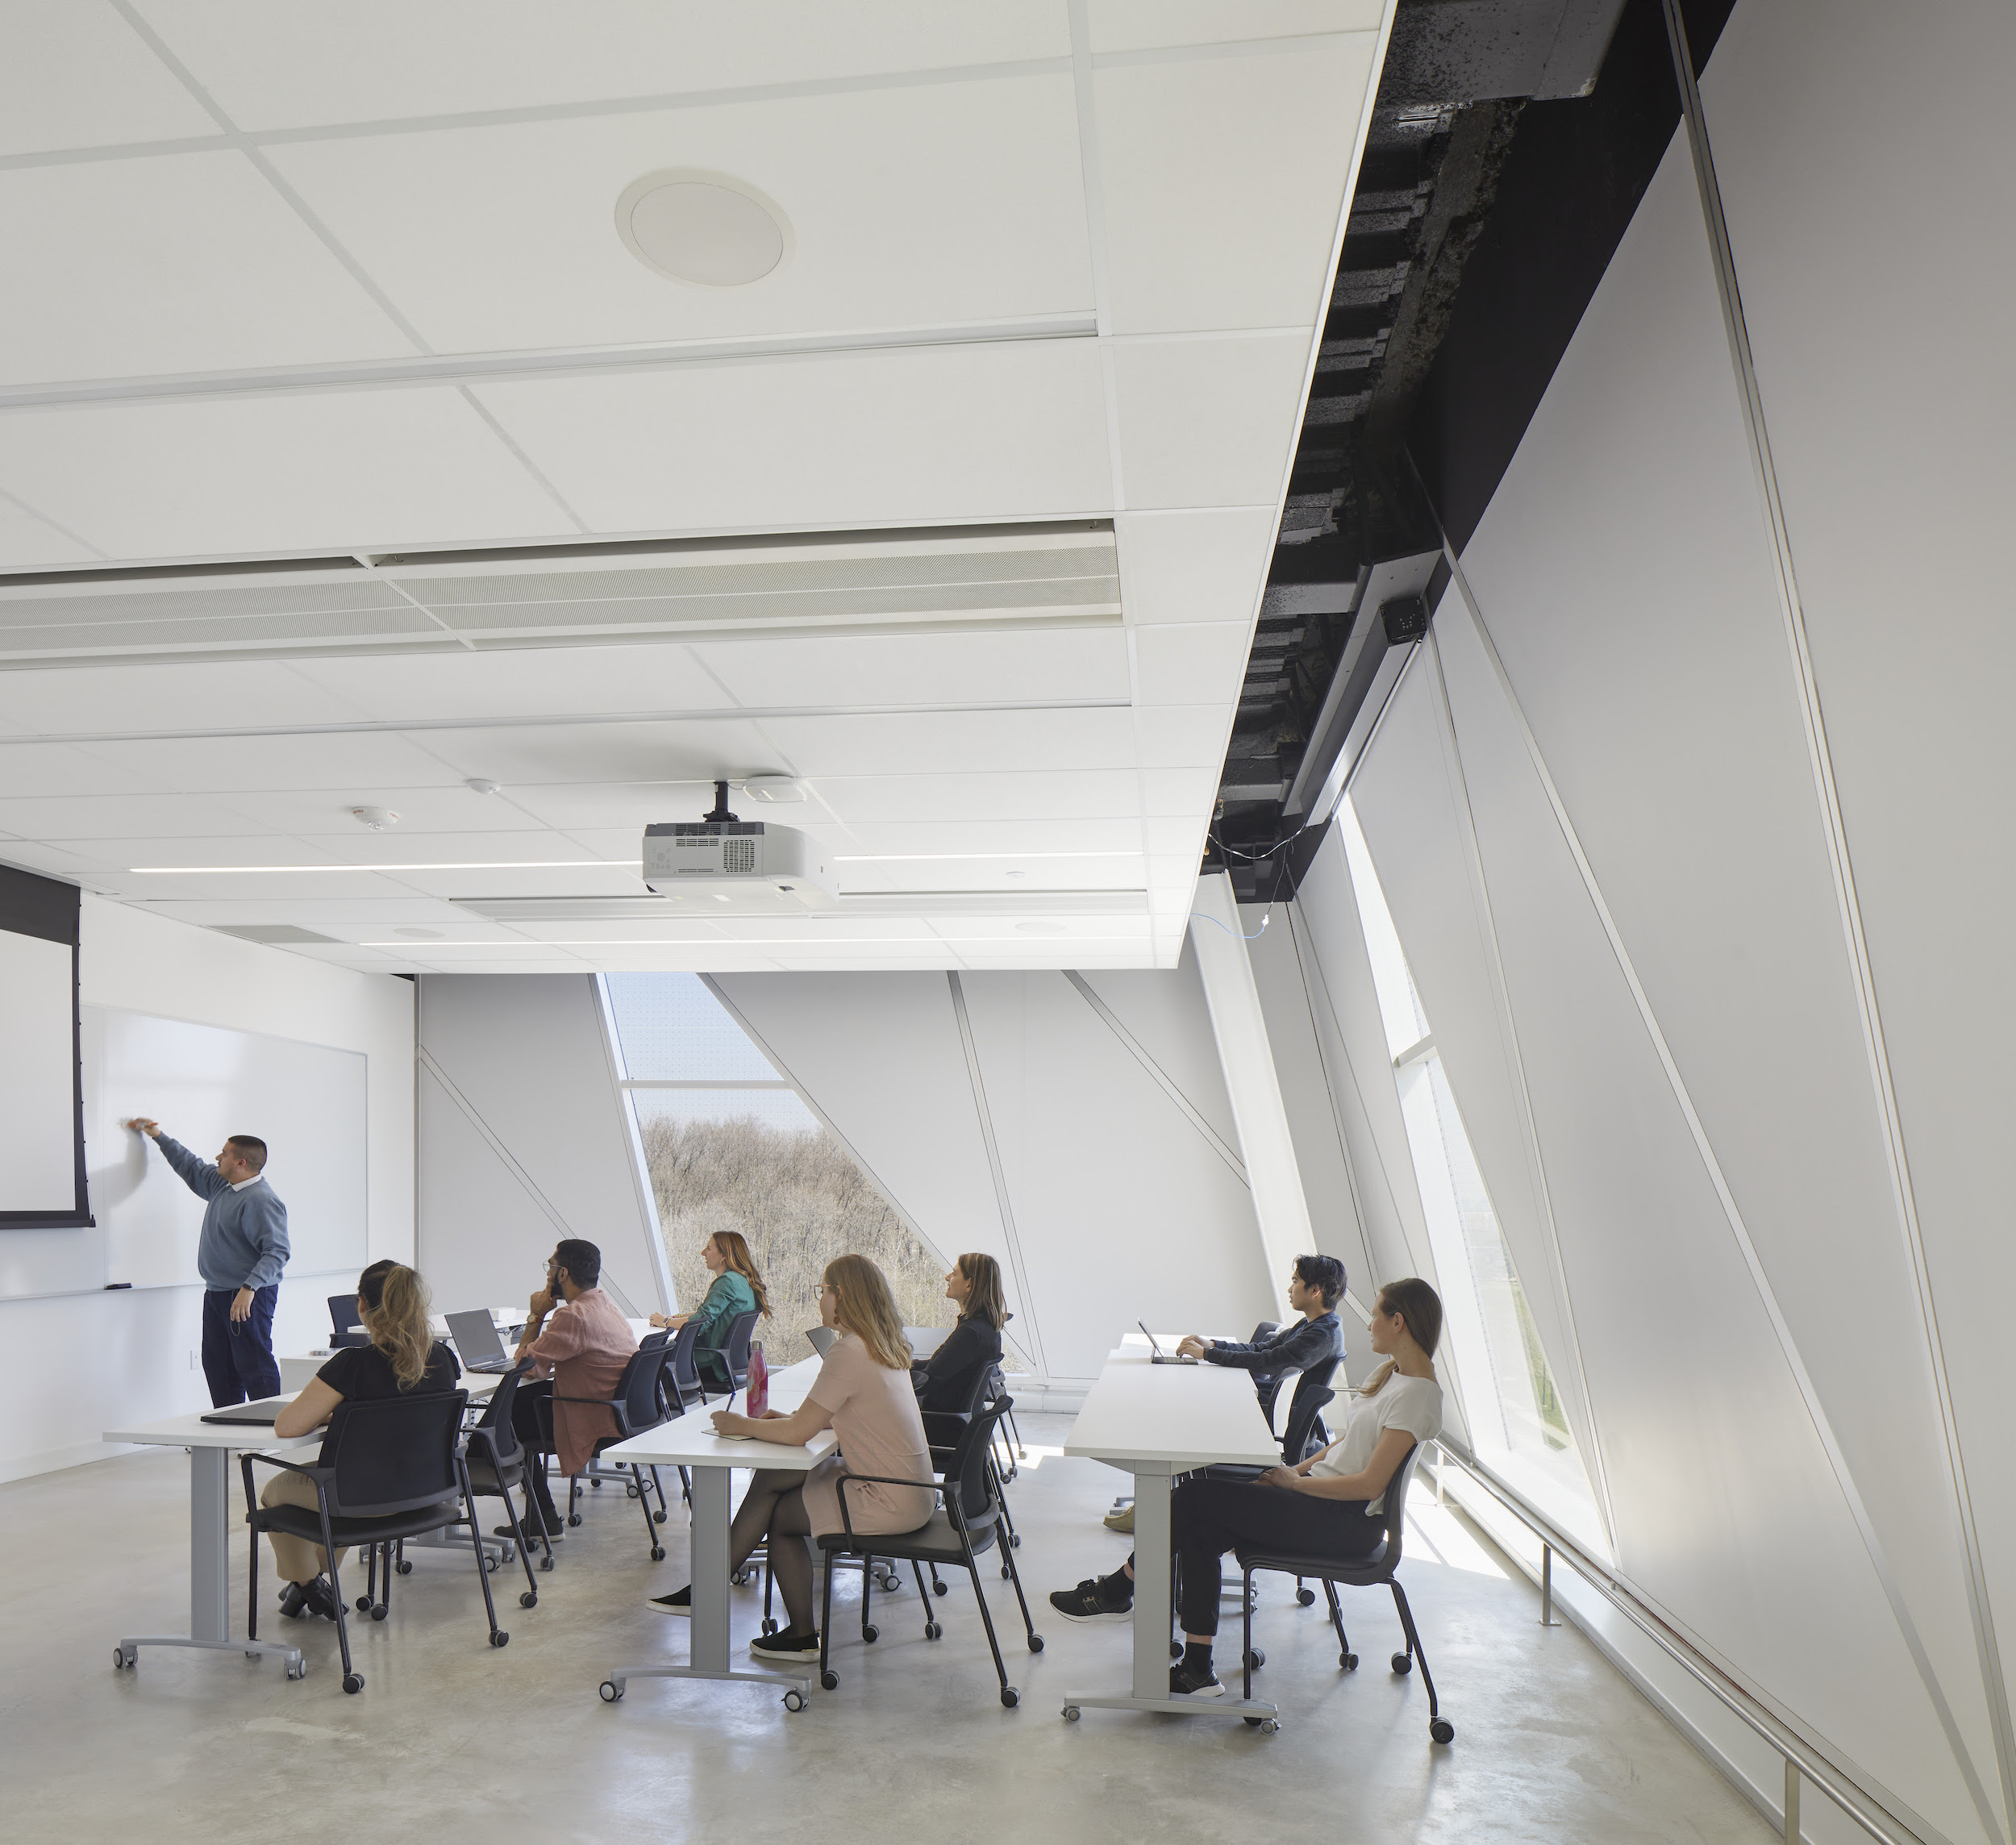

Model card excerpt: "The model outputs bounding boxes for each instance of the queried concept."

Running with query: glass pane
[606,972,777,1081]
[629,1088,823,1135]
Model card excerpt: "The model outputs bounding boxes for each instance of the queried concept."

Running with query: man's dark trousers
[202,1284,281,1406]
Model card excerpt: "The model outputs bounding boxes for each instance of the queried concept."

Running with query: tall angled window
[602,974,980,1367]
[1335,801,1600,1543]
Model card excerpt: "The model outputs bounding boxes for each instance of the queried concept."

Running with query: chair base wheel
[568,1514,583,1527]
[783,1689,806,1711]
[925,1622,943,1640]
[650,1547,666,1562]
[489,1630,510,1647]
[1392,1651,1412,1674]
[370,1605,387,1622]
[1243,1647,1264,1671]
[519,1591,538,1609]
[1001,1686,1019,1707]
[599,1679,623,1702]
[354,1595,372,1612]
[653,1510,667,1523]
[1431,1718,1455,1744]
[395,1560,413,1576]
[539,1555,556,1571]
[820,1670,839,1691]
[1028,1633,1044,1653]
[1296,1587,1316,1606]
[932,1580,948,1597]
[861,1624,878,1644]
[1341,1651,1359,1671]
[762,1618,778,1635]
[343,1672,364,1694]
[1010,1534,1020,1547]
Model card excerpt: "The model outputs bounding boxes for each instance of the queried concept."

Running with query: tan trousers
[260,1469,351,1585]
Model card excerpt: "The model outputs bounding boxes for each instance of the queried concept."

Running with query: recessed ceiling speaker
[615,169,792,287]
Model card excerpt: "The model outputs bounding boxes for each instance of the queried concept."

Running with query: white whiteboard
[0,930,77,1215]
[80,1007,367,1293]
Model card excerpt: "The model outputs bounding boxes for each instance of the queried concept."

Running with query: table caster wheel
[489,1630,510,1647]
[1243,1648,1265,1671]
[1028,1633,1044,1652]
[599,1679,623,1702]
[1260,1718,1280,1735]
[485,1556,501,1573]
[520,1591,538,1609]
[246,1649,260,1660]
[285,1660,306,1680]
[1431,1718,1455,1743]
[1063,1705,1081,1722]
[783,1689,806,1712]
[1169,1639,1183,1660]
[650,1547,666,1562]
[1297,1586,1316,1606]
[861,1623,879,1644]
[1000,1686,1019,1708]
[113,1646,129,1670]
[370,1604,388,1622]
[1341,1651,1359,1671]
[396,1560,413,1576]
[1392,1651,1412,1674]
[343,1672,364,1694]
[820,1670,839,1691]
[762,1618,778,1635]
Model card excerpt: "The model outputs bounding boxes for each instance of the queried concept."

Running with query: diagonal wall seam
[1438,534,2005,1845]
[1420,625,1620,1553]
[1062,971,1248,1181]
[945,973,1049,1377]
[1659,5,2016,1837]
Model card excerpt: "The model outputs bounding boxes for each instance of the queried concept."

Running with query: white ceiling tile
[812,769,1139,823]
[284,828,580,864]
[1144,815,1209,856]
[265,77,1092,352]
[691,626,1130,710]
[500,789,728,832]
[1089,1,1383,55]
[220,785,564,835]
[0,837,126,881]
[833,818,1143,856]
[1093,35,1375,334]
[75,727,467,793]
[0,389,573,563]
[1,2,219,155]
[1140,765,1218,814]
[283,644,736,724]
[0,790,260,840]
[1118,506,1277,623]
[0,739,151,797]
[756,706,1139,778]
[1132,703,1234,768]
[1131,621,1252,706]
[0,151,414,386]
[137,2,1070,129]
[127,897,477,924]
[474,339,1112,535]
[56,834,344,870]
[412,717,781,787]
[0,495,100,568]
[388,863,652,899]
[1111,333,1310,509]
[872,859,1141,893]
[0,660,374,736]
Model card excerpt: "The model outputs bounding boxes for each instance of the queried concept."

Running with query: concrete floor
[2,1413,1778,1844]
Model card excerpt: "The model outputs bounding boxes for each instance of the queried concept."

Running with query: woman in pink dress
[648,1253,935,1660]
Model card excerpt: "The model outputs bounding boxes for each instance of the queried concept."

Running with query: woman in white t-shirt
[1165,1277,1445,1697]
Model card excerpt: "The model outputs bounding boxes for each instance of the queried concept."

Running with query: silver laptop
[806,1324,839,1358]
[446,1309,514,1373]
[1139,1322,1198,1365]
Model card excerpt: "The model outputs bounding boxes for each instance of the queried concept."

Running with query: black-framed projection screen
[0,864,90,1227]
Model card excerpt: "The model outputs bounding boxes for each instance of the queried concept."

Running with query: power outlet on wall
[189,1351,198,1370]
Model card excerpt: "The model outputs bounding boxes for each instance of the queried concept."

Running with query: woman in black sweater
[913,1252,1006,1412]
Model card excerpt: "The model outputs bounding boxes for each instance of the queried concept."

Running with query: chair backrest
[666,1318,703,1399]
[619,1331,672,1435]
[470,1360,531,1467]
[322,1390,469,1518]
[326,1293,371,1349]
[1375,1440,1425,1568]
[1281,1357,1341,1464]
[723,1309,760,1379]
[946,1395,1014,1530]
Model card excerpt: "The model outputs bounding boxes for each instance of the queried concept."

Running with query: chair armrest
[832,1471,945,1540]
[238,1449,333,1516]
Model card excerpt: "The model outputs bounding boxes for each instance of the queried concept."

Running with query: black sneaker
[648,1586,692,1616]
[1049,1575,1132,1622]
[749,1627,822,1661]
[1169,1658,1225,1697]
[498,1515,560,1540]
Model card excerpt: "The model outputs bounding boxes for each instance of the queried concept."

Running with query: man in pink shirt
[504,1239,638,1537]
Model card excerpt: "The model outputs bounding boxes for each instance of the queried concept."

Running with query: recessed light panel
[615,169,792,288]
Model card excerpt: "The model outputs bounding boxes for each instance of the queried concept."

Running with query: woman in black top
[267,1259,460,1618]
[912,1252,1006,1413]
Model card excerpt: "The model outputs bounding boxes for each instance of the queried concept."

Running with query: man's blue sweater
[153,1134,290,1292]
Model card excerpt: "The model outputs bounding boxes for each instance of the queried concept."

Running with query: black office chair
[1232,1440,1452,1742]
[241,1390,506,1693]
[325,1294,371,1350]
[666,1318,706,1406]
[548,1332,677,1560]
[457,1362,546,1602]
[815,1395,1042,1708]
[721,1309,761,1393]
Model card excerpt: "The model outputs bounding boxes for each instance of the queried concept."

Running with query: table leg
[1060,1462,1277,1725]
[598,1462,809,1710]
[114,1447,305,1679]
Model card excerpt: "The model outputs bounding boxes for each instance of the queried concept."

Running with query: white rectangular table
[1061,1341,1284,1723]
[597,1356,833,1710]
[103,1406,322,1680]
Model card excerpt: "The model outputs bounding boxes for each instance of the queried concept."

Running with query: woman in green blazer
[652,1229,769,1393]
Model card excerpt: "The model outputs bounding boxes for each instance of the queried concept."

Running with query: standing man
[127,1118,289,1407]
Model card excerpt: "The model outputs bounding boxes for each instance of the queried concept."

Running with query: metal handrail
[1427,1437,1929,1845]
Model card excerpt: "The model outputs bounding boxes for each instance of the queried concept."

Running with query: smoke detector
[615,170,792,286]
[352,806,399,831]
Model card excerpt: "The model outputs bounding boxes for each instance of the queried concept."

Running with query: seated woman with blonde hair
[266,1258,460,1620]
[648,1253,935,1658]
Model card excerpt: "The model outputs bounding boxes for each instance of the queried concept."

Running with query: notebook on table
[200,1397,290,1426]
[446,1309,516,1373]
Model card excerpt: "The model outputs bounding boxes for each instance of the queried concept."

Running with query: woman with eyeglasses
[647,1254,935,1659]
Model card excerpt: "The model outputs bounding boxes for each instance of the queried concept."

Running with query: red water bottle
[746,1339,768,1419]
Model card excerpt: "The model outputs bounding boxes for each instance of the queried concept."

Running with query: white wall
[0,897,413,1482]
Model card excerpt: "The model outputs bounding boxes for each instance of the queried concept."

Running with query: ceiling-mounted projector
[641,781,838,912]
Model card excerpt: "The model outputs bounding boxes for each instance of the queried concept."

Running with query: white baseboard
[0,1440,144,1486]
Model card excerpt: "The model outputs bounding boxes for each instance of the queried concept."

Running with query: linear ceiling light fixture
[129,860,646,874]
[832,851,1138,861]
